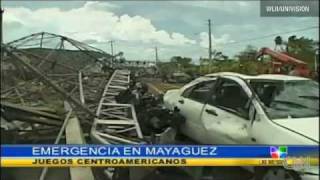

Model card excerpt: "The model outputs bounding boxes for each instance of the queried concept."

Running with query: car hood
[163,89,181,110]
[274,117,319,143]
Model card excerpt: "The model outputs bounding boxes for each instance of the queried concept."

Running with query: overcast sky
[2,1,319,62]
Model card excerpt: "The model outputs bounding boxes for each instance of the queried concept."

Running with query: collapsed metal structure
[6,32,107,58]
[0,32,166,180]
[3,32,158,71]
[92,70,144,144]
[1,32,112,143]
[1,32,121,180]
[1,31,161,146]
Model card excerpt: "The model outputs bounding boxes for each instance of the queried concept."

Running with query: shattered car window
[185,80,216,103]
[250,80,319,119]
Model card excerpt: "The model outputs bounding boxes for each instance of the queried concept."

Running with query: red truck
[256,47,311,77]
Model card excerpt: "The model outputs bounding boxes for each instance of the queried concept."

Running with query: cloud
[84,1,120,10]
[170,1,257,14]
[3,1,195,47]
[199,32,235,50]
[81,39,99,45]
[4,20,23,30]
[4,1,317,60]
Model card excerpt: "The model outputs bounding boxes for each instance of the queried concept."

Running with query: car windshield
[250,80,319,119]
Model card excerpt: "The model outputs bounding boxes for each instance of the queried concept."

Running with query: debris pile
[1,32,187,180]
[1,32,112,144]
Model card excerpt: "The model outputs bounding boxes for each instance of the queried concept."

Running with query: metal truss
[5,32,112,72]
[1,35,109,142]
[3,32,160,74]
[98,70,131,104]
[5,32,157,70]
[7,32,107,56]
[91,70,144,144]
[2,32,148,145]
[2,31,110,115]
[2,47,95,116]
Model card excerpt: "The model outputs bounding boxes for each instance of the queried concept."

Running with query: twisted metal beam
[91,70,144,144]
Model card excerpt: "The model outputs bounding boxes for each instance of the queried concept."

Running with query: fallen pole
[65,109,95,180]
[38,108,73,180]
[78,71,85,104]
[1,102,63,126]
[1,102,62,120]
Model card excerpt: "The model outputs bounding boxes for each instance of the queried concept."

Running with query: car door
[201,77,253,144]
[176,79,216,143]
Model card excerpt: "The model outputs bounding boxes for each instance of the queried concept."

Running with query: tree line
[158,35,318,77]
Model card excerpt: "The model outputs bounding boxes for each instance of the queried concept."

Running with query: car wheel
[255,167,301,180]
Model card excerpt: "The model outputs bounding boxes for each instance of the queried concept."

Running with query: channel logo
[270,146,288,159]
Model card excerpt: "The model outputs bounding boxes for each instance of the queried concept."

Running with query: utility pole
[108,40,114,65]
[155,47,159,65]
[315,48,319,72]
[208,19,212,60]
[40,32,44,48]
[1,8,4,60]
[110,40,114,57]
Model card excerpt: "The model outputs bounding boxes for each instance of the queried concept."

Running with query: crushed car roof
[205,72,310,81]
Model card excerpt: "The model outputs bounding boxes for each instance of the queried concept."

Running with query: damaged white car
[163,72,319,180]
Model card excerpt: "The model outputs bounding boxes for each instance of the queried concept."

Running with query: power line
[221,26,319,46]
